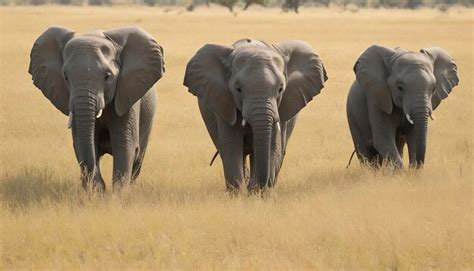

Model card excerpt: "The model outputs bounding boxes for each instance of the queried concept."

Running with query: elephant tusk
[405,113,414,125]
[96,109,103,119]
[241,118,246,127]
[275,122,280,132]
[430,114,435,120]
[67,112,73,129]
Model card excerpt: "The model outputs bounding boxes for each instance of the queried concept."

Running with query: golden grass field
[0,6,473,269]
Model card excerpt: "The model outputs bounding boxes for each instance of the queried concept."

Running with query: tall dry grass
[0,6,473,269]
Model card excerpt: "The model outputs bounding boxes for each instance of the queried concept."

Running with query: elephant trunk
[72,94,97,185]
[413,109,429,168]
[250,108,274,190]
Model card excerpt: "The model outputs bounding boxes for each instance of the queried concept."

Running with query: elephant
[346,45,458,169]
[28,26,165,191]
[184,38,327,191]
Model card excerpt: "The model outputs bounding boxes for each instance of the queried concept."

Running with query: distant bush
[30,0,48,4]
[57,0,73,4]
[143,0,155,5]
[210,0,239,11]
[243,0,266,10]
[89,0,111,5]
[2,0,471,8]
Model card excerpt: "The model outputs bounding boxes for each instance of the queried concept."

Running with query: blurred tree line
[1,0,472,11]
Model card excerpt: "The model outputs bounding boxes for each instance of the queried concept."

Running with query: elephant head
[354,45,458,167]
[184,39,327,188]
[29,26,164,178]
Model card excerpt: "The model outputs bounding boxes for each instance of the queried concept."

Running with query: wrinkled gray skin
[184,39,327,191]
[347,45,458,168]
[29,26,164,191]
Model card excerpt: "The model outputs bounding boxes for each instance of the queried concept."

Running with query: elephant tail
[210,151,219,166]
[345,150,356,168]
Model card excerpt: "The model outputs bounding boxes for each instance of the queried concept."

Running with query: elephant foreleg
[373,135,403,168]
[72,133,105,192]
[218,120,245,192]
[80,163,105,191]
[110,107,140,188]
[111,144,137,187]
[369,109,403,168]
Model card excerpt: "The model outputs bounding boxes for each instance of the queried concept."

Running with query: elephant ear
[28,26,75,115]
[183,44,237,125]
[104,27,165,116]
[273,40,328,122]
[420,47,459,110]
[354,45,395,115]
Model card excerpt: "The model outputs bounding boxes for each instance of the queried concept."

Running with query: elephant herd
[28,26,459,192]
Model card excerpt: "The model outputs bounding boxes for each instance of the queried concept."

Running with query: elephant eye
[104,72,112,81]
[397,86,403,92]
[236,86,242,93]
[63,73,68,82]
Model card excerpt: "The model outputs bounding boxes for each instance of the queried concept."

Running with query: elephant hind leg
[358,143,379,166]
[131,148,143,181]
[131,89,157,182]
[348,113,373,165]
[131,138,148,182]
[347,115,382,167]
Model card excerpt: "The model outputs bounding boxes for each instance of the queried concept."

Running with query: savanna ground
[0,6,473,270]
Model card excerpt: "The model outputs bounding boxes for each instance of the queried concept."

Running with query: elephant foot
[247,185,275,198]
[112,177,133,191]
[247,176,277,193]
[379,157,404,170]
[111,168,135,189]
[247,183,268,195]
[247,181,268,195]
[82,177,106,193]
[247,185,262,196]
[80,167,106,193]
[112,181,132,193]
[225,181,243,194]
[409,160,424,169]
[225,188,240,198]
